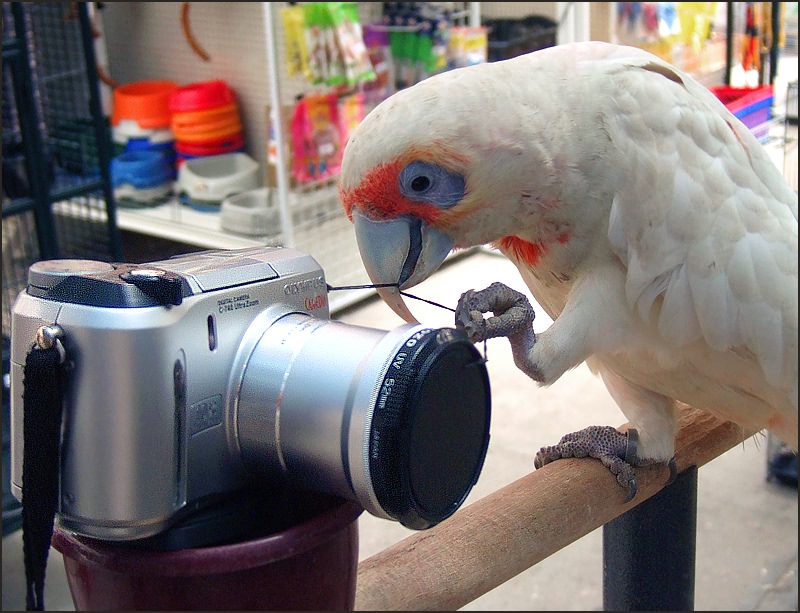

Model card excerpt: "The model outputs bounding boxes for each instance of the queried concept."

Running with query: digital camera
[10,246,491,545]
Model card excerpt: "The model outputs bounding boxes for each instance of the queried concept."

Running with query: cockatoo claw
[533,426,641,500]
[666,457,679,486]
[454,282,536,344]
[454,289,485,343]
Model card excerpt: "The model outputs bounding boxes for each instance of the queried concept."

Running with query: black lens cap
[368,328,491,529]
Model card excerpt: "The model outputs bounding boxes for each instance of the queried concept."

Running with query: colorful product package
[329,2,375,87]
[281,4,311,81]
[361,24,395,105]
[338,92,365,148]
[304,3,329,85]
[448,26,488,69]
[290,94,342,184]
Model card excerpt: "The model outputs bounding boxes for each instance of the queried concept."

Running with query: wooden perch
[355,407,757,611]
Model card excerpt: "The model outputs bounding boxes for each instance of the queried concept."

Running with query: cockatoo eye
[399,161,465,208]
[411,175,431,192]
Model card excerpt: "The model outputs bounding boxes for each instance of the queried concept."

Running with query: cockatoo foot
[534,426,643,501]
[455,282,536,344]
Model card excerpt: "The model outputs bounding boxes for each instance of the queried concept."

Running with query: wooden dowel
[355,407,755,611]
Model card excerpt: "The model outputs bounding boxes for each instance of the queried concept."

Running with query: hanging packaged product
[386,6,418,89]
[281,4,312,80]
[338,92,365,149]
[327,2,376,88]
[303,3,331,85]
[290,94,342,184]
[320,3,347,87]
[427,15,451,75]
[448,26,488,69]
[361,24,395,106]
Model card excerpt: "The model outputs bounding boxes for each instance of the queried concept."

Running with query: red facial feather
[341,143,469,224]
[340,160,444,224]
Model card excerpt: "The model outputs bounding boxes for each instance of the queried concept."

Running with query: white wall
[100,2,271,177]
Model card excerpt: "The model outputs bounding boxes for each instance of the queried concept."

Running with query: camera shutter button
[120,267,184,306]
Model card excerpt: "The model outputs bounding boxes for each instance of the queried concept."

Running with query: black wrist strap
[22,342,66,611]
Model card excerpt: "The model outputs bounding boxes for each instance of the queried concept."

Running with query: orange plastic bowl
[171,103,240,130]
[175,132,245,156]
[112,80,178,129]
[173,124,243,144]
[173,115,242,140]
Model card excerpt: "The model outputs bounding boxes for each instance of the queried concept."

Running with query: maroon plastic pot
[52,496,363,611]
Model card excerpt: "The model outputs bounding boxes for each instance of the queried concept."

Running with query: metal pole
[603,466,698,611]
[725,2,734,85]
[769,1,781,85]
[468,2,481,28]
[78,2,123,261]
[9,2,60,259]
[262,1,295,247]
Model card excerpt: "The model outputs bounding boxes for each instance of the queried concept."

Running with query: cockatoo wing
[601,51,798,423]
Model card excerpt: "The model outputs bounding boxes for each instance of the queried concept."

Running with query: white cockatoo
[339,41,798,499]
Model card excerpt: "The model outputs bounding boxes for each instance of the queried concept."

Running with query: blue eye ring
[399,161,465,208]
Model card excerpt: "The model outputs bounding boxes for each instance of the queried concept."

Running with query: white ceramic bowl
[220,187,280,236]
[178,152,259,203]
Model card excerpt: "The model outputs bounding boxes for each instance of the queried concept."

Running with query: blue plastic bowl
[111,150,173,189]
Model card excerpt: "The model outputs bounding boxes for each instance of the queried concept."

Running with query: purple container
[52,496,363,611]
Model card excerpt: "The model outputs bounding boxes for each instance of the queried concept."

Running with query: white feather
[341,41,799,454]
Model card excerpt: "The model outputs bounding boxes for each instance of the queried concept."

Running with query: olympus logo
[283,276,326,296]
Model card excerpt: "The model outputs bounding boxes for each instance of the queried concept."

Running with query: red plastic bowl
[169,80,236,113]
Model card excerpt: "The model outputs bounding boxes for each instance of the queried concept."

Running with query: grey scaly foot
[534,426,678,500]
[534,426,638,501]
[455,282,542,381]
[455,282,536,343]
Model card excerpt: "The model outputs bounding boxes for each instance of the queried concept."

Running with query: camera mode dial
[120,267,184,306]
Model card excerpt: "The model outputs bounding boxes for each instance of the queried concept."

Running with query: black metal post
[603,466,698,611]
[77,2,123,260]
[725,2,734,85]
[9,2,60,259]
[768,2,781,86]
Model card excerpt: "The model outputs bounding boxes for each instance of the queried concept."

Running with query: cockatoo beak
[352,209,453,323]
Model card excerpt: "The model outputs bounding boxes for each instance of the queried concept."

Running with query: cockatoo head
[340,62,552,322]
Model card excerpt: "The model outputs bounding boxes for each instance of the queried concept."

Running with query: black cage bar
[2,1,121,339]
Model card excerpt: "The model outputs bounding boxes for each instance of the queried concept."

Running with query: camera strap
[21,327,67,611]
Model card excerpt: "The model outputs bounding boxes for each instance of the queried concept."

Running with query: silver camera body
[11,246,491,544]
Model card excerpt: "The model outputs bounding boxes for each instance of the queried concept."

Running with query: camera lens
[233,312,491,529]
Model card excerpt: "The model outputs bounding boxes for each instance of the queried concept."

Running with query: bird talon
[455,290,489,342]
[625,478,638,502]
[624,428,639,464]
[666,457,678,486]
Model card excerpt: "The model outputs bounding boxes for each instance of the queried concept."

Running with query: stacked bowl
[169,80,245,167]
[177,152,259,212]
[110,80,178,205]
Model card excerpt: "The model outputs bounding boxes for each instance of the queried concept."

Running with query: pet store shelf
[95,3,482,313]
[58,180,378,313]
[260,2,481,312]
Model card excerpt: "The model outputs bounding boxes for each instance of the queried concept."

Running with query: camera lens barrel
[235,312,491,529]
